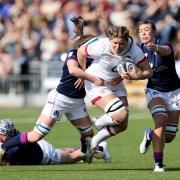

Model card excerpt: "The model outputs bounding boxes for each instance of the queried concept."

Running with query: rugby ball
[117,60,136,75]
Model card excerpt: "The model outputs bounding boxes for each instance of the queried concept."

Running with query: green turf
[0,107,180,180]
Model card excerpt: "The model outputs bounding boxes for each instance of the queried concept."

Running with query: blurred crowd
[0,0,180,78]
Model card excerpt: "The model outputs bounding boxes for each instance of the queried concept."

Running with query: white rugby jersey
[84,37,145,82]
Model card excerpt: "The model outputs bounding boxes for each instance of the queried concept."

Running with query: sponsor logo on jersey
[152,91,159,95]
[153,65,168,73]
[102,54,113,61]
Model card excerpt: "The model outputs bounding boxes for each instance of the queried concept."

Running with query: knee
[120,109,129,122]
[83,130,94,137]
[104,97,128,119]
[113,120,128,134]
[76,124,94,136]
[114,108,129,124]
[151,105,168,128]
[165,123,178,143]
[117,119,128,132]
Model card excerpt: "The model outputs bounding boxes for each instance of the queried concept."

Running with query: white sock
[91,127,116,149]
[95,114,118,129]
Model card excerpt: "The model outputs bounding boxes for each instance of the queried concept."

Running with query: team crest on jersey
[145,53,148,57]
[53,110,60,117]
[68,52,73,57]
[152,91,159,95]
[149,62,153,68]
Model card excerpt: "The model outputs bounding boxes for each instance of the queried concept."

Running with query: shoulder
[85,37,109,56]
[131,42,144,53]
[66,49,78,61]
[126,38,143,53]
[136,42,143,49]
[85,37,99,45]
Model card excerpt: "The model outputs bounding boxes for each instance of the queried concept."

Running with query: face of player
[110,37,128,54]
[138,23,156,44]
[0,134,9,143]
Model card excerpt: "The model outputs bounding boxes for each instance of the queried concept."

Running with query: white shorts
[145,88,180,110]
[85,80,127,104]
[37,139,61,165]
[41,89,88,121]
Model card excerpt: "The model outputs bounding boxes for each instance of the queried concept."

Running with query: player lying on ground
[0,119,111,165]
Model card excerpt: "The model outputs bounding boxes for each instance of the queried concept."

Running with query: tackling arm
[146,42,171,56]
[77,46,87,71]
[135,58,153,80]
[76,46,104,86]
[121,58,153,81]
[67,59,93,82]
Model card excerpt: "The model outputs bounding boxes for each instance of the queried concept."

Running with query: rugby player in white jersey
[0,17,111,164]
[76,17,153,159]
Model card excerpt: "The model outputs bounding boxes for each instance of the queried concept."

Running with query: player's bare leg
[91,94,128,149]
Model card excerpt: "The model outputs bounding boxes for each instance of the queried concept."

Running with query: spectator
[0,0,179,94]
[0,45,12,77]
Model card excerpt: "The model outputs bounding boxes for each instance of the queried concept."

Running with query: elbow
[69,69,77,76]
[141,69,153,79]
[147,69,153,78]
[68,66,77,76]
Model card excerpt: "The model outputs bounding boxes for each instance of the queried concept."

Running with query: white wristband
[155,44,159,51]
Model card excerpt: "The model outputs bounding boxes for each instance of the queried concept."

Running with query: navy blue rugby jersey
[137,38,180,92]
[56,49,93,98]
[2,143,43,165]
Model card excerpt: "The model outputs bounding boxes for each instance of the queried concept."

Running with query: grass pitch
[0,107,180,180]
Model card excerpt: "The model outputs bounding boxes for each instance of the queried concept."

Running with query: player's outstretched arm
[135,58,153,80]
[59,148,84,164]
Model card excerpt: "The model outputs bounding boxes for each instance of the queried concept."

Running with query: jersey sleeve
[158,40,173,51]
[84,38,106,58]
[66,49,78,62]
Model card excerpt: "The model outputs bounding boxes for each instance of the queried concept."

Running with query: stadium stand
[125,80,147,108]
[0,0,179,107]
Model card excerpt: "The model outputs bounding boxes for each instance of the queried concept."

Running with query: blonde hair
[104,26,129,41]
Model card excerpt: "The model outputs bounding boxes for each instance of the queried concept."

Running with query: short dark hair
[137,19,156,32]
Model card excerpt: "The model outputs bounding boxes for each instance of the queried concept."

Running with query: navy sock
[154,152,163,166]
[80,134,86,153]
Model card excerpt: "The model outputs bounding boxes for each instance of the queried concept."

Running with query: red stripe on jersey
[91,96,102,104]
[137,57,147,65]
[48,101,54,105]
[85,45,89,56]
